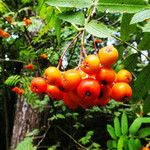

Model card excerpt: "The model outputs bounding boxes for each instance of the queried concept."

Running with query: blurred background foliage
[0,0,150,149]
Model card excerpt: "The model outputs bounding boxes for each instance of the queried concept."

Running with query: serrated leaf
[58,11,85,25]
[85,20,114,38]
[121,112,128,135]
[132,65,150,102]
[121,14,135,41]
[5,75,21,86]
[138,127,150,138]
[107,124,117,140]
[130,9,150,24]
[97,0,150,13]
[46,0,93,8]
[122,53,138,72]
[129,117,150,135]
[138,33,150,49]
[114,117,121,137]
[141,22,150,32]
[117,136,124,150]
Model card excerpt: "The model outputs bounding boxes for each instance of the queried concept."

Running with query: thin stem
[57,126,87,150]
[36,121,51,148]
[112,35,150,61]
[78,50,83,68]
[0,58,25,63]
[81,30,87,57]
[57,32,82,69]
[92,35,97,52]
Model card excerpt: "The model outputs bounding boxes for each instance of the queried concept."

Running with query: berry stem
[92,35,97,52]
[57,32,82,69]
[81,30,87,57]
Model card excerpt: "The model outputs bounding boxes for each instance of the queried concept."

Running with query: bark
[10,96,41,150]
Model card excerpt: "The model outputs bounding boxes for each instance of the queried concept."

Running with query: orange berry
[96,67,116,85]
[60,69,82,91]
[23,18,32,26]
[12,87,24,95]
[44,66,61,85]
[116,69,132,83]
[46,84,63,100]
[80,54,101,75]
[98,45,118,67]
[30,77,47,94]
[25,64,34,71]
[40,53,48,59]
[111,82,132,102]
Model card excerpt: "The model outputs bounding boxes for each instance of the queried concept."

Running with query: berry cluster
[30,45,132,109]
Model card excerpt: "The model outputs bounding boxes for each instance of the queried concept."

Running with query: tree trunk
[10,96,41,150]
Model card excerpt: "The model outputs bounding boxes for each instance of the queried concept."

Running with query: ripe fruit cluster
[0,29,10,38]
[30,45,133,109]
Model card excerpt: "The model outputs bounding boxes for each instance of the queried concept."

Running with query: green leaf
[138,127,150,138]
[138,33,150,50]
[130,9,150,24]
[134,139,142,150]
[107,140,117,149]
[21,0,31,4]
[97,0,150,13]
[123,137,129,150]
[117,136,124,150]
[107,124,117,140]
[85,20,114,38]
[122,53,138,72]
[114,117,121,137]
[46,0,93,8]
[55,17,62,45]
[142,22,150,32]
[79,131,94,145]
[5,75,21,86]
[58,11,85,25]
[0,1,9,13]
[121,14,135,41]
[129,117,150,135]
[128,138,135,150]
[143,93,150,114]
[121,112,128,135]
[16,137,36,150]
[128,138,142,150]
[132,65,150,102]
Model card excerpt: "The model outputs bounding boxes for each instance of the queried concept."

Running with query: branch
[57,32,82,69]
[112,35,150,61]
[57,126,87,150]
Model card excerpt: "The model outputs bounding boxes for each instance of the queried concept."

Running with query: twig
[57,32,82,69]
[78,50,84,68]
[112,35,150,61]
[57,126,87,150]
[0,58,25,63]
[36,121,51,148]
[81,30,87,57]
[92,35,97,52]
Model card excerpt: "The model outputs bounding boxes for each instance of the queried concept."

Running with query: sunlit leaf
[85,20,114,38]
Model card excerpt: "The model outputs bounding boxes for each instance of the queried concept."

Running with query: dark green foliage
[0,0,150,150]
